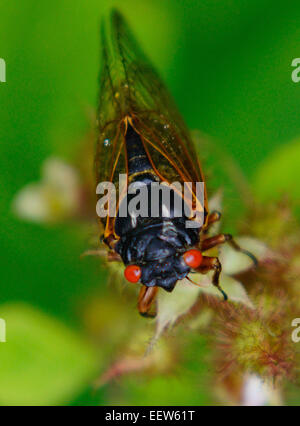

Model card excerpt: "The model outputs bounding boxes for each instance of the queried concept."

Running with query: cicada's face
[133,237,190,291]
[139,250,190,292]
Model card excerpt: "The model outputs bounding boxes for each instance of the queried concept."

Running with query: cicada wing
[95,12,128,236]
[111,11,204,181]
[95,10,208,237]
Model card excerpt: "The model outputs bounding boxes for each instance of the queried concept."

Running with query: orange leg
[202,211,222,235]
[207,211,222,226]
[81,249,121,261]
[138,286,159,318]
[195,255,228,300]
[201,233,258,266]
[201,233,230,251]
[107,251,122,262]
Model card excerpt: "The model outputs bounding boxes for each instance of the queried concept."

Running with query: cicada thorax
[107,118,201,292]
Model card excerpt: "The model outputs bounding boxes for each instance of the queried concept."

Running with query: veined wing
[95,10,207,235]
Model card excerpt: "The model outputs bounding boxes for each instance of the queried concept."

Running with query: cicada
[95,10,256,317]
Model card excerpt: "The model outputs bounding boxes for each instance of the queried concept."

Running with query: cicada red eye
[124,265,142,283]
[183,249,203,269]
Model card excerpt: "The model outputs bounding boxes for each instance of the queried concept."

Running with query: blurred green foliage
[0,303,99,405]
[0,0,299,405]
[254,138,300,215]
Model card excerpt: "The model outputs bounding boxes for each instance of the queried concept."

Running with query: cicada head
[117,218,201,292]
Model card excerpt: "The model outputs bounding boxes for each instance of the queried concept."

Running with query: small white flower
[12,157,81,224]
[219,236,269,276]
[195,273,255,308]
[155,278,200,338]
[242,373,283,406]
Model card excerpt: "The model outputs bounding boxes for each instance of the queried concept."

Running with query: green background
[0,0,299,405]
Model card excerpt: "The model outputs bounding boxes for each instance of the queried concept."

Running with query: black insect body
[96,11,256,316]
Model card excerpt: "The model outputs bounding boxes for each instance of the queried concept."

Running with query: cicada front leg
[201,233,258,266]
[195,256,228,301]
[206,210,222,229]
[137,286,159,318]
[81,248,121,262]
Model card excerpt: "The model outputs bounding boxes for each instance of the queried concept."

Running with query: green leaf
[253,138,300,206]
[0,303,99,406]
